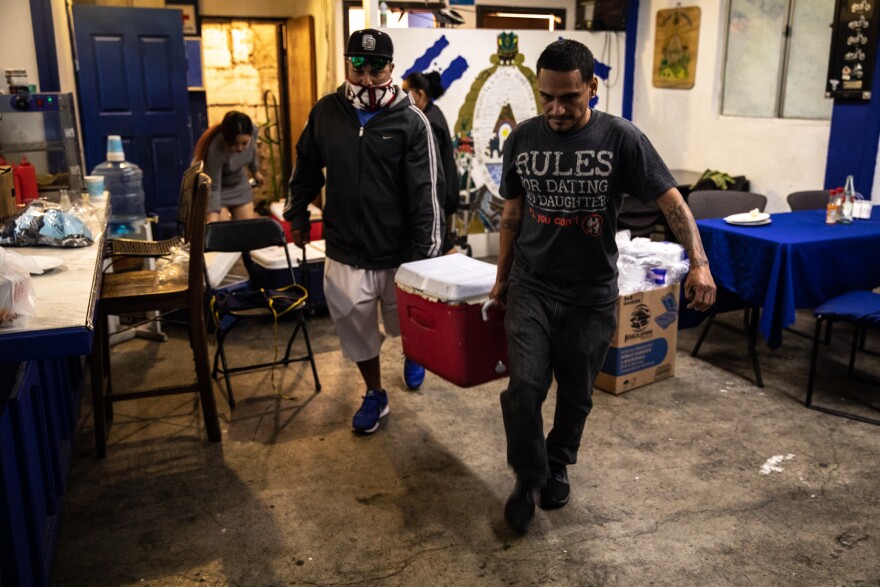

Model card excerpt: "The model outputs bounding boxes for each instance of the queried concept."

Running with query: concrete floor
[51,304,880,586]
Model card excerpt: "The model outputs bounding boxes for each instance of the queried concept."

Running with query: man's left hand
[684,265,716,311]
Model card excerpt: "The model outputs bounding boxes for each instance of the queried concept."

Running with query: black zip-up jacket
[284,84,445,269]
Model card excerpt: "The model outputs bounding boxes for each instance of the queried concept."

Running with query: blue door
[73,5,192,238]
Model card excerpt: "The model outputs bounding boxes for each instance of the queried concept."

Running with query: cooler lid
[395,253,497,302]
[205,251,242,287]
[304,240,326,261]
[250,240,326,269]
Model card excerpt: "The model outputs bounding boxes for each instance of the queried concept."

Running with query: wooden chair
[105,160,203,259]
[787,190,829,211]
[89,171,221,457]
[688,190,768,386]
[806,291,880,425]
[204,218,321,408]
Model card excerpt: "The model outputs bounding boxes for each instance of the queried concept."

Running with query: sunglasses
[349,56,390,72]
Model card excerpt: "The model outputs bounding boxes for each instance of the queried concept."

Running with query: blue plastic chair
[806,290,880,425]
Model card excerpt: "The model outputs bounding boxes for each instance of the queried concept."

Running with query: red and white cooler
[395,254,509,388]
[269,201,323,243]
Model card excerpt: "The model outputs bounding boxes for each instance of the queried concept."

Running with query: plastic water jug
[91,135,145,235]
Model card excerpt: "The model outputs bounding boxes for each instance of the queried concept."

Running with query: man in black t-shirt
[490,39,716,534]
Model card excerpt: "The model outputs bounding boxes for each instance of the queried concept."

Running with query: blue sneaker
[352,389,389,434]
[403,358,425,390]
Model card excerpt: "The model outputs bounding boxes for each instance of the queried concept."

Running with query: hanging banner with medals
[825,0,878,100]
[652,6,701,89]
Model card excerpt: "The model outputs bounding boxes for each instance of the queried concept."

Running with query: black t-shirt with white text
[500,110,675,304]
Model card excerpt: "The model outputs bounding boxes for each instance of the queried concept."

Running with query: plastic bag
[155,244,190,286]
[616,232,690,294]
[73,195,106,238]
[0,248,37,324]
[0,198,94,247]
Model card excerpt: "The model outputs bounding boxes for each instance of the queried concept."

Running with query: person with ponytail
[193,110,264,223]
[403,70,459,253]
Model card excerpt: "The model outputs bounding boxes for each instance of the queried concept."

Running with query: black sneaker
[504,480,538,534]
[540,466,570,509]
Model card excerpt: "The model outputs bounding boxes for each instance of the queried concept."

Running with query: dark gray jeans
[500,284,617,487]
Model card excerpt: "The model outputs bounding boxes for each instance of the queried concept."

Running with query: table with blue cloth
[692,207,880,350]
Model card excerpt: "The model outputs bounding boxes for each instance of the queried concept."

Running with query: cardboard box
[595,283,679,394]
[395,254,508,388]
[0,166,15,220]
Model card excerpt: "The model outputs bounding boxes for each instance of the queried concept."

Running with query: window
[722,0,834,119]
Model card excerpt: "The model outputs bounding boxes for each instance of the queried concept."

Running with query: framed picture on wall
[652,6,701,89]
[184,37,204,90]
[825,0,877,100]
[167,3,198,35]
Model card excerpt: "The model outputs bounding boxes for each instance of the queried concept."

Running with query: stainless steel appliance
[0,92,85,195]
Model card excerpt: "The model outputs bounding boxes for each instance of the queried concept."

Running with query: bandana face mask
[346,79,397,112]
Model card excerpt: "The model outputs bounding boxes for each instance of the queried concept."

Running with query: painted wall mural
[391,29,622,231]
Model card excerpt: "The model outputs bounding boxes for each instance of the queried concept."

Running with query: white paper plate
[26,255,64,274]
[724,217,772,226]
[724,211,770,224]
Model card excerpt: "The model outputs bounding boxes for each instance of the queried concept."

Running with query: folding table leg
[691,311,716,357]
[89,314,108,458]
[805,317,823,407]
[746,304,764,388]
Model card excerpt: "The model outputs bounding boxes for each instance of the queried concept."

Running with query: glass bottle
[839,175,855,224]
[58,188,72,211]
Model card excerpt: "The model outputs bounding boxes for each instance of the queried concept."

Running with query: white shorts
[323,257,400,363]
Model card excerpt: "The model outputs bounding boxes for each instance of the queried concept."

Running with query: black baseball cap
[345,28,394,60]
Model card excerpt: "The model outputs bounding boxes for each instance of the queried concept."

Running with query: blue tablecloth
[695,208,880,349]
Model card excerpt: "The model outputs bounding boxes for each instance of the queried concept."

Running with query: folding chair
[204,218,321,408]
[688,190,768,386]
[90,171,221,457]
[805,291,880,425]
[787,190,829,211]
[618,193,667,240]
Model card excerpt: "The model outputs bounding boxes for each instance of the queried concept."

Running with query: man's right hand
[489,280,508,309]
[291,229,309,249]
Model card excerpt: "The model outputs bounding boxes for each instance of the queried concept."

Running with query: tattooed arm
[490,195,524,306]
[656,188,717,311]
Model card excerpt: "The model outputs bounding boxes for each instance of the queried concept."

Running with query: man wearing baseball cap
[284,29,445,434]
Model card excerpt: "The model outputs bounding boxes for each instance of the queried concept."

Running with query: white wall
[874,135,880,202]
[0,1,40,91]
[632,0,830,212]
[52,0,78,94]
